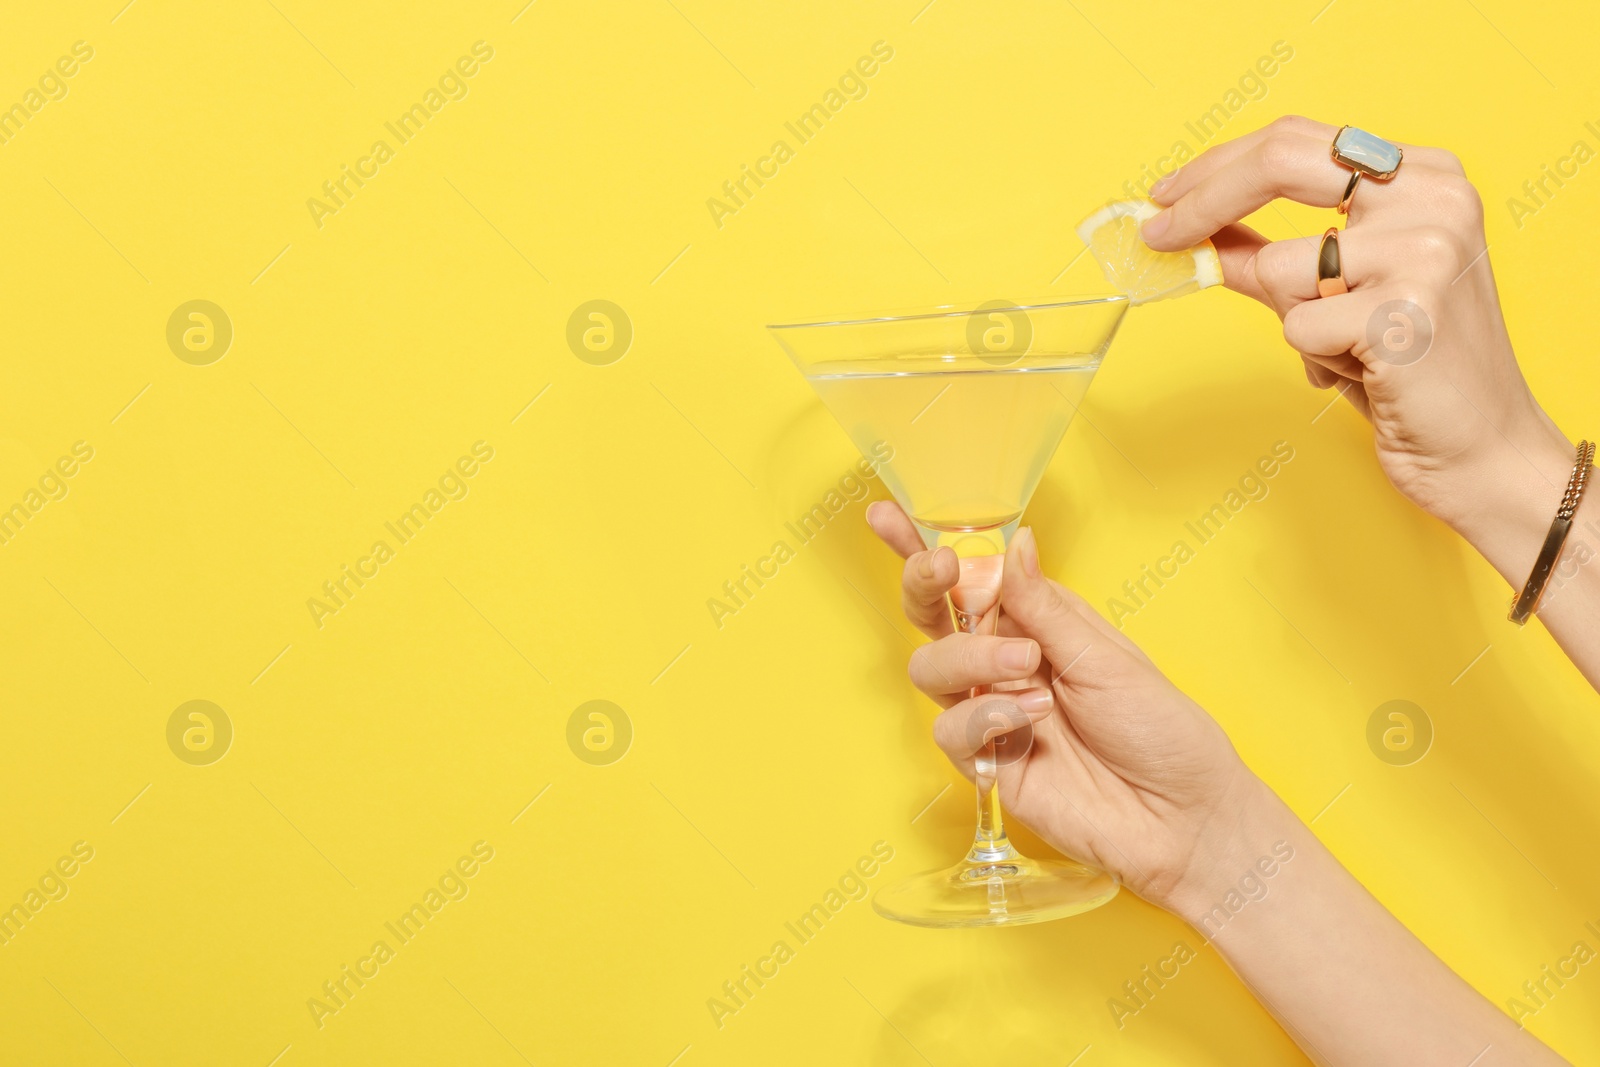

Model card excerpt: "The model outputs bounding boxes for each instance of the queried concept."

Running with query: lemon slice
[1075,199,1222,305]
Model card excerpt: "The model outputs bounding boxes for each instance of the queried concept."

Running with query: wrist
[1440,415,1576,588]
[1152,771,1301,925]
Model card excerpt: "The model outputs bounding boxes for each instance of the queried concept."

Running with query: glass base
[872,842,1119,929]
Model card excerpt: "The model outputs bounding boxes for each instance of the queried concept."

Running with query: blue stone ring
[1330,125,1403,215]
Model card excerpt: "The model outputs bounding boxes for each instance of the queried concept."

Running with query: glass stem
[956,588,1013,864]
[974,759,1007,857]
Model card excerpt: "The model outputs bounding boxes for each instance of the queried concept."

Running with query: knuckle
[1389,285,1434,314]
[907,645,939,687]
[1046,579,1090,612]
[1281,300,1306,335]
[902,551,928,584]
[902,596,937,633]
[1282,300,1343,357]
[909,635,983,688]
[1399,278,1438,305]
[898,578,923,610]
[1430,148,1467,176]
[903,559,944,600]
[1157,197,1190,239]
[1410,225,1459,258]
[1256,131,1309,175]
[1283,296,1316,327]
[1431,174,1484,225]
[1253,240,1298,294]
[955,636,992,677]
[1045,580,1087,622]
[1409,226,1464,280]
[933,717,971,761]
[1281,303,1315,351]
[1269,114,1315,136]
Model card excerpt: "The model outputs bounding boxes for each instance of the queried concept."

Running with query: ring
[1337,171,1361,215]
[1316,227,1347,297]
[1330,125,1403,216]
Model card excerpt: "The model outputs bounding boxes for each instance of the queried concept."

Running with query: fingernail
[917,552,935,580]
[1149,172,1176,199]
[1014,688,1053,714]
[998,639,1036,671]
[1017,527,1041,578]
[865,501,883,529]
[1140,210,1171,244]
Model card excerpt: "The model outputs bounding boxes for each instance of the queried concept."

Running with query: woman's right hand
[1144,115,1574,553]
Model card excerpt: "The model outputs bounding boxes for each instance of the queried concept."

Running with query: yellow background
[3,0,1600,1063]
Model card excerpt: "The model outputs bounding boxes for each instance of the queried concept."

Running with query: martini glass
[768,296,1128,928]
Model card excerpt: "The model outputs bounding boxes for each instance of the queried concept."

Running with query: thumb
[1000,528,1105,682]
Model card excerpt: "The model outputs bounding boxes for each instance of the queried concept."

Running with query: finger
[1263,233,1449,393]
[1254,230,1420,316]
[1303,351,1365,381]
[1154,117,1464,212]
[1282,287,1397,360]
[932,689,1055,767]
[908,632,1041,704]
[1143,131,1355,251]
[1303,356,1339,389]
[1040,577,1151,662]
[1151,115,1340,205]
[866,500,925,559]
[1256,233,1336,315]
[902,545,959,638]
[1145,139,1451,254]
[1211,223,1270,305]
[998,529,1123,684]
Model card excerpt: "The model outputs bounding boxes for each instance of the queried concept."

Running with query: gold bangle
[1509,440,1596,625]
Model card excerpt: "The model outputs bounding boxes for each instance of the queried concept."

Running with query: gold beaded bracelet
[1509,440,1596,625]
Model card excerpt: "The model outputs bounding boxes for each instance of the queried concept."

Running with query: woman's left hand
[866,500,1264,908]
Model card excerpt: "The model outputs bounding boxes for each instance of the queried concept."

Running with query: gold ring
[1316,227,1347,297]
[1329,125,1403,217]
[1336,171,1361,216]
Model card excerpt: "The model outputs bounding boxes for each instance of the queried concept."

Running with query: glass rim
[765,294,1128,332]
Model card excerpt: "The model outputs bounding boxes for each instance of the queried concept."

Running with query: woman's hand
[866,500,1263,909]
[1143,115,1600,688]
[868,502,1569,1065]
[1145,115,1573,550]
